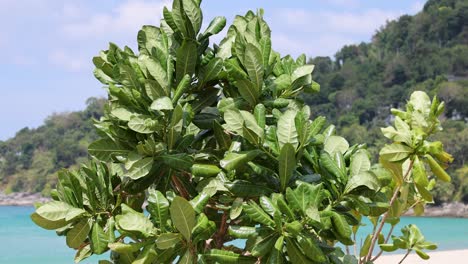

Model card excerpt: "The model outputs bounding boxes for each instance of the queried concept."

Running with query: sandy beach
[377,249,468,263]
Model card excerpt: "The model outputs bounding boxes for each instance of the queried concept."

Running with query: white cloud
[272,33,356,58]
[62,0,170,38]
[48,50,87,72]
[323,9,401,34]
[278,8,401,36]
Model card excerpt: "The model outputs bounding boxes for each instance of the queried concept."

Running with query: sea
[1,206,468,264]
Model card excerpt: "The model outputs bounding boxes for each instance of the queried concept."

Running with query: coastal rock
[406,202,468,218]
[0,192,51,206]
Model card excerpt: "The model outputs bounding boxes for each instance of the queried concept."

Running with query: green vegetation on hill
[0,98,105,194]
[0,0,466,203]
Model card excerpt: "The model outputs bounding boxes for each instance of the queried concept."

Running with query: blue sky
[0,0,425,140]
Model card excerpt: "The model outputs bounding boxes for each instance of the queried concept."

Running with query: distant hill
[0,0,466,202]
[0,98,105,194]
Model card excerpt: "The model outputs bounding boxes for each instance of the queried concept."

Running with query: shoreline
[377,249,468,263]
[1,192,467,218]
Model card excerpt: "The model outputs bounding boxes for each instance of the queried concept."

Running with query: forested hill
[0,98,105,194]
[0,0,467,202]
[304,0,467,125]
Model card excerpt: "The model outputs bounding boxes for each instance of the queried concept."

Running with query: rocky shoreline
[0,192,51,206]
[405,202,468,218]
[1,192,467,218]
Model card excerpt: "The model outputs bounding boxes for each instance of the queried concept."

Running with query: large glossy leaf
[243,201,275,226]
[345,171,379,193]
[251,232,278,257]
[228,226,257,238]
[204,249,256,264]
[31,213,68,230]
[324,136,349,156]
[36,201,78,221]
[236,79,258,106]
[156,233,182,249]
[126,157,153,180]
[115,204,156,238]
[140,55,168,89]
[349,150,371,177]
[277,110,298,149]
[266,236,284,264]
[279,143,296,191]
[170,196,196,241]
[133,244,158,264]
[176,39,197,84]
[380,143,413,162]
[160,154,193,171]
[223,109,244,135]
[201,16,226,39]
[331,212,352,238]
[66,219,91,249]
[150,96,173,111]
[285,237,313,264]
[220,150,261,171]
[88,139,128,162]
[243,43,264,93]
[91,222,109,254]
[147,189,169,230]
[128,115,158,134]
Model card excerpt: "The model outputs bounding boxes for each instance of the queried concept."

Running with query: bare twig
[364,160,414,263]
[398,249,412,264]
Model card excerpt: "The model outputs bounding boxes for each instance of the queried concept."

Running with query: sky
[0,0,426,140]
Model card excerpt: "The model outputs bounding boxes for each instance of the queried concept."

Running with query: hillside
[0,0,466,202]
[0,98,105,194]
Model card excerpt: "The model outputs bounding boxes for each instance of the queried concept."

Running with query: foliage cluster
[31,1,453,263]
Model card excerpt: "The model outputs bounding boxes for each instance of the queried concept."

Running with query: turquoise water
[1,206,468,263]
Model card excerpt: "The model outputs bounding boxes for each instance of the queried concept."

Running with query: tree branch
[364,159,414,263]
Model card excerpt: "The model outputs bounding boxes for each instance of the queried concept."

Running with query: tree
[31,1,453,263]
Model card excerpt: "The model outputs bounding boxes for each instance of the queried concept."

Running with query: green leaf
[236,79,258,106]
[191,164,221,177]
[251,232,278,257]
[228,226,257,238]
[277,110,299,149]
[380,143,413,162]
[170,196,196,241]
[331,212,352,238]
[128,115,158,134]
[324,136,349,156]
[243,43,264,93]
[147,189,169,230]
[31,213,68,230]
[285,237,313,264]
[199,57,223,86]
[291,65,314,81]
[179,249,193,264]
[66,219,91,249]
[176,39,197,84]
[133,244,157,264]
[214,121,232,150]
[140,54,168,89]
[88,139,128,162]
[156,233,182,249]
[115,204,156,238]
[220,150,261,171]
[230,198,243,220]
[201,16,226,39]
[160,153,193,171]
[345,171,379,193]
[108,241,148,254]
[150,96,173,111]
[126,157,153,180]
[297,235,326,262]
[91,222,109,254]
[266,236,284,264]
[74,244,92,263]
[279,143,296,192]
[204,249,256,264]
[349,150,371,176]
[224,109,244,135]
[36,201,76,221]
[244,201,275,226]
